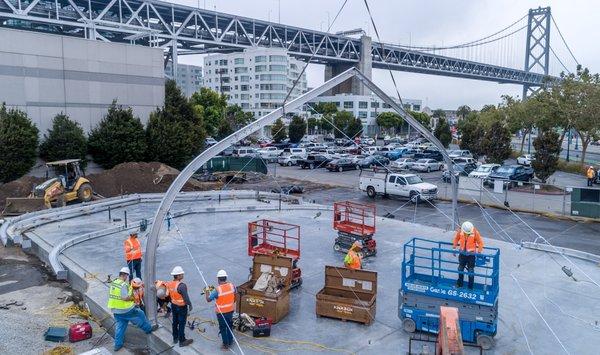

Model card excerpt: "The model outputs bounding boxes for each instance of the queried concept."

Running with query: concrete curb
[521,241,600,264]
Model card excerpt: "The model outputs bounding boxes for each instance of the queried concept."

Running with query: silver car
[390,158,416,171]
[411,159,443,172]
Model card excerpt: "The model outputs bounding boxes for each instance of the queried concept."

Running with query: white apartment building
[203,48,307,119]
[165,62,203,97]
[310,94,422,135]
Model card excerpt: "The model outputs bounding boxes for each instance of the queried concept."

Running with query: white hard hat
[156,287,167,299]
[461,221,474,235]
[119,267,130,274]
[171,266,185,275]
[217,269,228,278]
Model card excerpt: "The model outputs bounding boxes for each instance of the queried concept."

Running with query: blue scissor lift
[398,238,500,350]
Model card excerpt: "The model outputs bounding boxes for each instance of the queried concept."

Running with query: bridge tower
[324,35,373,95]
[523,7,551,98]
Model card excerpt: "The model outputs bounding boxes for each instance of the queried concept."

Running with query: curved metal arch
[143,67,459,322]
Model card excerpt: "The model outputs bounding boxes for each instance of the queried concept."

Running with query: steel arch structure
[0,0,554,88]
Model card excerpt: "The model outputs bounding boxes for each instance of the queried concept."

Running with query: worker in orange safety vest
[155,280,171,317]
[124,232,142,281]
[452,221,484,289]
[131,278,145,313]
[165,266,193,347]
[205,269,236,351]
[344,241,363,270]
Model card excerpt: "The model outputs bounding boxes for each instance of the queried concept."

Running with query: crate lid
[323,265,377,295]
[250,254,294,289]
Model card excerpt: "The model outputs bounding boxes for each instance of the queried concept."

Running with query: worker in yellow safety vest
[344,241,363,270]
[124,231,142,281]
[107,267,156,352]
[587,166,596,187]
[205,269,236,351]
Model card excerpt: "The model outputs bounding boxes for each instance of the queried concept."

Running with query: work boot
[173,338,178,345]
[179,339,193,347]
[221,344,229,351]
[151,324,159,332]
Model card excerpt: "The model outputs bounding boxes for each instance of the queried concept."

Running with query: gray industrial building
[0,27,164,133]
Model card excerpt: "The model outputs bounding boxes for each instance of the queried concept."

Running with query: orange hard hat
[131,278,143,288]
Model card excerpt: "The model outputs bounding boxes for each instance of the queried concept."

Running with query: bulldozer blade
[2,197,47,216]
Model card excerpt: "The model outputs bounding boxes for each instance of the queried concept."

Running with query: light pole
[566,129,571,162]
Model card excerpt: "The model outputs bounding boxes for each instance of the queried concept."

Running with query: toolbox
[252,317,272,337]
[237,254,293,323]
[44,326,68,342]
[69,321,93,342]
[315,266,377,325]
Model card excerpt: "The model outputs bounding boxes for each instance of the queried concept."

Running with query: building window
[241,94,250,100]
[359,101,368,109]
[343,101,354,109]
[218,59,228,65]
[269,65,286,72]
[269,55,287,62]
[255,65,267,72]
[371,101,379,108]
[240,85,250,91]
[259,74,287,81]
[358,111,368,118]
[382,103,391,109]
[260,84,286,91]
[334,102,340,107]
[241,103,250,109]
[370,111,377,117]
[221,86,231,92]
[235,67,248,74]
[255,55,267,62]
[234,58,244,65]
[240,76,250,82]
[413,104,421,111]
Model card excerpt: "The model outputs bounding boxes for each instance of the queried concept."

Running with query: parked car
[442,162,478,183]
[401,148,423,158]
[419,142,435,150]
[298,154,332,169]
[384,147,409,160]
[359,171,438,202]
[257,146,283,161]
[326,158,357,172]
[384,136,408,145]
[205,137,218,146]
[356,155,390,170]
[362,146,381,155]
[411,159,443,172]
[487,164,534,187]
[517,154,533,166]
[218,146,234,156]
[389,158,416,171]
[468,164,501,179]
[232,147,258,157]
[362,138,376,146]
[414,149,444,162]
[448,149,473,159]
[278,155,304,166]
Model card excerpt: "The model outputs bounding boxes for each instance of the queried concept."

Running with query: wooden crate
[315,266,377,325]
[237,254,293,323]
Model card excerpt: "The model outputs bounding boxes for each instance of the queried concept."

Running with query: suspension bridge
[0,0,580,97]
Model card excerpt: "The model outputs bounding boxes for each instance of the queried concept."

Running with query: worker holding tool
[587,165,596,186]
[124,231,142,281]
[452,221,484,289]
[131,278,145,313]
[344,241,363,270]
[155,280,171,318]
[107,267,156,352]
[205,269,236,351]
[166,266,194,347]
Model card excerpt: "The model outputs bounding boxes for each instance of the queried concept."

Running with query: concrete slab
[12,193,600,354]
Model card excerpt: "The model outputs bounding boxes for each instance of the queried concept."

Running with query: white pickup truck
[359,171,438,202]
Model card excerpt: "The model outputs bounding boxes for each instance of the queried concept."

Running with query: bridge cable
[550,45,572,74]
[551,15,580,66]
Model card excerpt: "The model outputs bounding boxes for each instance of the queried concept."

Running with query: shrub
[271,118,287,143]
[39,113,87,168]
[288,116,306,143]
[532,130,561,183]
[0,104,39,182]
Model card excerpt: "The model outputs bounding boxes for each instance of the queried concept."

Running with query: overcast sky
[173,0,597,110]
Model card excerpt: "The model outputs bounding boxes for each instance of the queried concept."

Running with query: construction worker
[205,270,236,351]
[452,221,484,290]
[166,266,193,347]
[124,231,142,281]
[131,278,145,313]
[587,165,596,186]
[107,267,156,352]
[155,280,171,318]
[344,241,363,270]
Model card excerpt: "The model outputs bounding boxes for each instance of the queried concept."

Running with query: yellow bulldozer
[3,159,94,216]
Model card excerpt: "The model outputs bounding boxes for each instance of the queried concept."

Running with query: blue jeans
[217,311,234,346]
[127,259,142,281]
[171,304,188,342]
[114,307,152,350]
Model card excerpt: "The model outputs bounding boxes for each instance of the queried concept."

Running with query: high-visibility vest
[215,283,235,313]
[453,228,484,253]
[166,280,186,306]
[345,250,362,270]
[107,279,134,310]
[133,287,144,306]
[587,168,596,179]
[124,237,142,261]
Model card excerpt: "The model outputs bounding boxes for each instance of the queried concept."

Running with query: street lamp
[566,129,571,162]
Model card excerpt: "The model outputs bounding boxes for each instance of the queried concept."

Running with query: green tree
[456,105,472,120]
[312,102,338,115]
[146,80,205,169]
[532,130,561,183]
[226,104,254,130]
[39,113,87,168]
[408,110,431,129]
[434,117,452,148]
[319,117,334,133]
[376,112,401,134]
[483,120,512,164]
[288,116,306,143]
[457,112,484,158]
[307,117,320,134]
[190,87,228,137]
[347,117,363,138]
[568,66,600,163]
[0,104,39,182]
[88,101,147,169]
[332,111,356,138]
[432,109,446,119]
[271,118,287,143]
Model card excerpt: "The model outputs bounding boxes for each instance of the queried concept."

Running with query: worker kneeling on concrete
[452,221,484,289]
[107,267,156,352]
[131,278,145,313]
[344,241,363,270]
[166,266,193,347]
[205,269,236,351]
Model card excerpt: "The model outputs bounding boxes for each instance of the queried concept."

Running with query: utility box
[570,187,600,218]
[237,254,293,323]
[204,157,267,174]
[315,266,377,325]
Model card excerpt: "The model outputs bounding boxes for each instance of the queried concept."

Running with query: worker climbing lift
[332,201,377,258]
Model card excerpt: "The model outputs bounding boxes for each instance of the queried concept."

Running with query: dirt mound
[87,162,221,197]
[0,176,45,208]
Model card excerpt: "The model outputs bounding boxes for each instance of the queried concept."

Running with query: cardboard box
[316,266,377,325]
[237,254,293,323]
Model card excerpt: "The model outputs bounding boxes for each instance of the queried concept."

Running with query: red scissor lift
[333,201,377,257]
[248,219,302,288]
